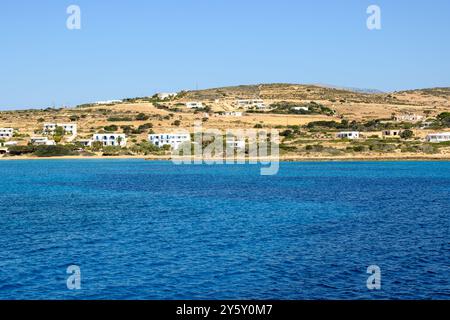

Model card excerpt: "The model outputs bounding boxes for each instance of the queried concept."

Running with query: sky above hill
[0,0,449,109]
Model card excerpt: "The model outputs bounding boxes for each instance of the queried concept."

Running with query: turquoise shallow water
[0,160,449,299]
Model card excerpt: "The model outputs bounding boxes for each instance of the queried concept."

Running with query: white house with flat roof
[185,102,204,109]
[31,137,56,146]
[93,134,127,147]
[383,130,402,137]
[157,92,177,100]
[337,131,360,139]
[292,106,309,111]
[220,111,243,117]
[95,100,122,105]
[148,133,191,150]
[426,132,450,143]
[226,139,246,150]
[0,128,14,139]
[2,141,17,146]
[394,114,424,122]
[236,99,267,110]
[43,123,77,136]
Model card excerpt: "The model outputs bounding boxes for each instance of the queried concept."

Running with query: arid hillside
[1,83,449,159]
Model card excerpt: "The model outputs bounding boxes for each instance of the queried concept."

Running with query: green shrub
[121,125,134,134]
[270,101,335,116]
[33,145,78,157]
[107,117,133,122]
[136,113,150,121]
[129,141,162,155]
[353,145,366,152]
[104,125,118,132]
[305,144,324,152]
[102,146,122,156]
[400,129,414,139]
[7,145,35,155]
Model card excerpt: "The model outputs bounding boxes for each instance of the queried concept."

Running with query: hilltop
[181,83,450,106]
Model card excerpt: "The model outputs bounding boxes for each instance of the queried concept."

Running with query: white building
[383,130,402,137]
[426,132,450,143]
[148,133,191,150]
[292,106,309,111]
[236,99,267,110]
[0,140,17,147]
[0,128,14,139]
[92,134,127,147]
[31,137,56,146]
[157,92,177,100]
[395,114,424,122]
[185,102,204,109]
[337,131,360,139]
[226,139,246,150]
[95,100,122,105]
[43,123,77,136]
[220,111,243,117]
[3,141,18,146]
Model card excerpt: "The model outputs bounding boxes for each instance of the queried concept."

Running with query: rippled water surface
[0,160,449,299]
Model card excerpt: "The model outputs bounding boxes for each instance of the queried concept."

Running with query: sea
[0,160,448,299]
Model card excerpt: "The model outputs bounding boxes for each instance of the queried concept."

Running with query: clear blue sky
[1,0,449,109]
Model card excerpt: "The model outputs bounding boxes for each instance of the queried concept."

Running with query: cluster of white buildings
[146,133,246,151]
[0,129,18,153]
[29,123,79,146]
[335,130,450,143]
[31,137,56,146]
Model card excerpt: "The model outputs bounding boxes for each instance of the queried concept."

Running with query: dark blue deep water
[0,160,448,300]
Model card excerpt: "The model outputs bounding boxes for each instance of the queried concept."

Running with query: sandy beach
[1,154,450,162]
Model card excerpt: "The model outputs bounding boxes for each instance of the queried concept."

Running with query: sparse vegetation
[1,83,449,160]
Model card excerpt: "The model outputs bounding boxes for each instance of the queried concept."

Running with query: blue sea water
[0,160,448,300]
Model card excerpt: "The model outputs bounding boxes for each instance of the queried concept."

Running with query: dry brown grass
[1,84,449,152]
